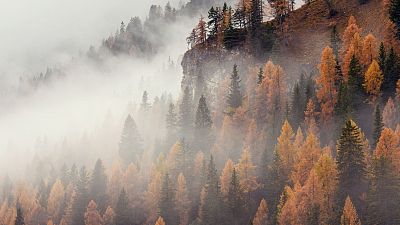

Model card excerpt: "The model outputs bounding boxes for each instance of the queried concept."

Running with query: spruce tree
[115,189,131,225]
[119,115,143,166]
[166,103,178,145]
[200,155,223,225]
[336,120,366,210]
[140,91,150,111]
[383,47,399,98]
[335,81,350,122]
[179,86,193,138]
[389,0,400,38]
[227,64,243,109]
[347,55,364,113]
[195,95,212,130]
[227,168,244,224]
[158,173,176,225]
[89,159,108,213]
[257,68,264,85]
[71,167,90,225]
[291,83,304,129]
[372,105,384,149]
[378,42,386,74]
[207,6,222,37]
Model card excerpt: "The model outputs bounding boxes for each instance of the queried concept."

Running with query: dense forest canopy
[1,0,400,225]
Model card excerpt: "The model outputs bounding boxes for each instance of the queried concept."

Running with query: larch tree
[196,16,207,46]
[84,201,103,225]
[382,97,399,129]
[220,159,234,198]
[227,64,243,110]
[342,16,362,55]
[237,147,258,195]
[304,99,319,136]
[253,198,269,225]
[119,115,143,166]
[364,60,383,101]
[336,120,367,210]
[175,173,190,225]
[47,179,65,224]
[276,120,295,179]
[102,207,115,225]
[340,196,361,225]
[290,133,322,185]
[89,159,108,213]
[154,217,166,225]
[361,33,378,67]
[316,47,338,125]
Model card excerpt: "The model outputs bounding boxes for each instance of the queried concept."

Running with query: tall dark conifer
[372,105,384,149]
[71,167,90,225]
[227,64,243,109]
[179,86,193,139]
[119,115,143,166]
[336,120,366,210]
[115,188,131,225]
[158,173,176,225]
[14,205,25,225]
[89,159,108,213]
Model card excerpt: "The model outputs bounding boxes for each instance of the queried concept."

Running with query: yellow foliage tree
[364,60,383,101]
[340,196,361,225]
[237,147,258,194]
[276,120,295,176]
[154,216,166,225]
[47,179,65,222]
[304,99,319,136]
[361,33,378,66]
[102,206,115,225]
[342,16,362,55]
[175,173,190,225]
[220,159,234,198]
[84,200,103,225]
[383,97,398,129]
[375,128,400,172]
[253,198,269,225]
[316,47,338,124]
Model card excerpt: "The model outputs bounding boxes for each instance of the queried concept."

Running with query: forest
[1,0,400,225]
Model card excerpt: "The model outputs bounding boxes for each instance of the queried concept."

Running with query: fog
[0,0,196,176]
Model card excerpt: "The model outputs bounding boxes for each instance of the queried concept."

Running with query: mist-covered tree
[71,167,90,225]
[336,120,366,210]
[166,103,178,145]
[158,173,176,225]
[291,83,304,129]
[89,159,108,213]
[84,200,103,225]
[179,86,193,138]
[199,155,223,225]
[195,95,212,150]
[115,189,131,225]
[227,64,243,109]
[15,205,25,225]
[119,115,143,166]
[140,91,151,112]
[227,168,244,223]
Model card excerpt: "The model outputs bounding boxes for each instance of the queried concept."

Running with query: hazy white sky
[0,0,183,79]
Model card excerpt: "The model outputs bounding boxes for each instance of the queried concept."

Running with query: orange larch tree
[84,200,103,225]
[253,198,269,225]
[364,60,384,101]
[340,196,361,225]
[175,173,190,225]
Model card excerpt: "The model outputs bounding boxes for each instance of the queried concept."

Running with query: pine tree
[347,55,364,113]
[227,64,243,109]
[207,6,222,37]
[378,42,386,73]
[291,83,304,129]
[382,47,399,98]
[89,159,108,213]
[158,173,176,225]
[140,91,150,111]
[336,120,366,210]
[119,115,143,166]
[372,104,384,149]
[340,196,361,225]
[115,189,131,225]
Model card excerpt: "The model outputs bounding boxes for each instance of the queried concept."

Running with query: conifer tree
[71,167,90,225]
[253,199,269,225]
[364,60,383,101]
[89,159,108,213]
[179,86,193,138]
[347,55,364,112]
[102,207,115,225]
[367,128,400,225]
[340,196,361,225]
[155,217,166,225]
[166,103,178,144]
[220,159,234,198]
[15,205,25,225]
[378,42,386,73]
[257,68,264,85]
[291,83,304,129]
[372,104,384,149]
[47,179,65,224]
[140,91,150,112]
[227,64,243,109]
[175,173,190,225]
[158,173,176,225]
[336,120,366,210]
[389,0,400,38]
[227,168,244,223]
[119,115,143,166]
[199,155,223,225]
[382,47,399,98]
[84,201,103,225]
[115,189,131,225]
[195,95,212,148]
[331,25,341,58]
